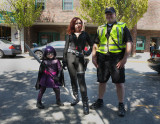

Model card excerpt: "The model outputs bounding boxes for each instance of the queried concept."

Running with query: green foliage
[0,0,42,30]
[79,0,148,29]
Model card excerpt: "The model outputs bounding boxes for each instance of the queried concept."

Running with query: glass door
[38,32,60,46]
[136,36,145,50]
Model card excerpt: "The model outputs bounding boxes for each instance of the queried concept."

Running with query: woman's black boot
[71,93,79,106]
[82,96,89,115]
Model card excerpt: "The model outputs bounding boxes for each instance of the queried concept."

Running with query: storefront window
[38,32,60,46]
[136,36,146,50]
[151,37,160,50]
[0,26,11,41]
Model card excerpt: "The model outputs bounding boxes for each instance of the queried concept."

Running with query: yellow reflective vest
[97,22,126,54]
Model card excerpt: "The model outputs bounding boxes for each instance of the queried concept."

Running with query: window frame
[35,0,46,10]
[62,0,73,11]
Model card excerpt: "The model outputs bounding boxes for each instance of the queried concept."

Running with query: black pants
[67,53,88,100]
[97,52,125,83]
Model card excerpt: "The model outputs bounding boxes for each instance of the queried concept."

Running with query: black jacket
[63,31,93,61]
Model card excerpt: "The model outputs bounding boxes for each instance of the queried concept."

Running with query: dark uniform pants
[97,52,125,83]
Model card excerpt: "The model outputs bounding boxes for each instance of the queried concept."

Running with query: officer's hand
[54,76,59,82]
[116,58,127,69]
[92,55,98,68]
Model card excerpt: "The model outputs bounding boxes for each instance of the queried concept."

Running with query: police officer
[90,7,133,117]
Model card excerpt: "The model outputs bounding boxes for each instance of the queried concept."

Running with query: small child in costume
[35,46,64,109]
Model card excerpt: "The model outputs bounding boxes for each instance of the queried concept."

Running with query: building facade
[0,0,24,52]
[0,0,11,41]
[136,0,160,53]
[1,0,159,54]
[25,0,97,48]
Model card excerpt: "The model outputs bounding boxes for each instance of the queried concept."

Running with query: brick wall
[38,0,80,23]
[25,0,141,53]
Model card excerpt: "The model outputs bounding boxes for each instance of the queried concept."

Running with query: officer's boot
[82,96,89,115]
[71,92,79,106]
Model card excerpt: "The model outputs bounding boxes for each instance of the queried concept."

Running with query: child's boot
[36,101,45,109]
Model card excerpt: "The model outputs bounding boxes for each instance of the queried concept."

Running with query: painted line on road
[137,105,160,119]
[128,60,147,63]
[125,73,160,77]
[86,71,159,77]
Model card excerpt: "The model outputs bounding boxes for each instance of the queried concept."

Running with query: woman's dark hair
[67,17,83,35]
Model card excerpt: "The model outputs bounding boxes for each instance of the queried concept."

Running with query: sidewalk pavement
[0,52,160,124]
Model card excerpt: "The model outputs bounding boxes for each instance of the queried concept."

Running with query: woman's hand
[62,60,67,70]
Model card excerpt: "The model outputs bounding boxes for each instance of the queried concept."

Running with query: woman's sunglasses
[75,22,82,25]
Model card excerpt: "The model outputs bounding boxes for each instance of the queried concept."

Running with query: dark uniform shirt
[94,21,133,45]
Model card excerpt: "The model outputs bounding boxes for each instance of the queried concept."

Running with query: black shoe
[56,100,64,106]
[118,103,126,117]
[90,99,103,110]
[36,101,45,109]
[71,99,79,106]
[83,104,89,115]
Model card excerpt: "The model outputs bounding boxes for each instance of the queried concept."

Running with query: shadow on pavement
[1,55,25,59]
[0,69,160,124]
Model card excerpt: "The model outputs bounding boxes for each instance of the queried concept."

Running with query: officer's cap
[105,7,116,14]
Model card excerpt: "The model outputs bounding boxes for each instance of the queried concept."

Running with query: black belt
[68,49,83,56]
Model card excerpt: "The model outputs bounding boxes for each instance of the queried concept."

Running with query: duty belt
[67,49,82,56]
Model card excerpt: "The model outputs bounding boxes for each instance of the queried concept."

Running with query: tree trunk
[18,28,24,53]
[24,27,31,52]
[130,24,137,56]
[18,29,21,45]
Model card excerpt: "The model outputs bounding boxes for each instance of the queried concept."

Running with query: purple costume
[35,46,63,90]
[39,59,61,88]
[35,46,63,104]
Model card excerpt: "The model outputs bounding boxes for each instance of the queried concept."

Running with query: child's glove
[54,76,59,82]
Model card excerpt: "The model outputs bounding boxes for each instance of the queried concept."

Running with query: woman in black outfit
[63,17,93,115]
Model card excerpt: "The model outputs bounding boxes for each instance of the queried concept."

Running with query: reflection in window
[137,41,143,47]
[36,0,45,10]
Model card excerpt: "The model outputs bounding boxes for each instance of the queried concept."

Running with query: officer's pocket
[97,52,105,61]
